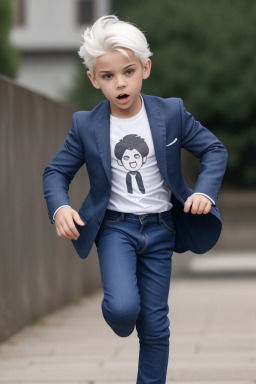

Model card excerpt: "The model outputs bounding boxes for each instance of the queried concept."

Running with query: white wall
[11,0,111,50]
[15,53,79,101]
[10,0,111,101]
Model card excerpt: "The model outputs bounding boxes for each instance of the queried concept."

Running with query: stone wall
[0,75,101,342]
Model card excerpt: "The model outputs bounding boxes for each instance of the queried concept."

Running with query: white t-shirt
[107,95,173,214]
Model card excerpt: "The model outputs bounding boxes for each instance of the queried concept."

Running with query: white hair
[78,15,153,72]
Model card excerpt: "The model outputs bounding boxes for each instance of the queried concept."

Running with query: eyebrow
[99,64,137,73]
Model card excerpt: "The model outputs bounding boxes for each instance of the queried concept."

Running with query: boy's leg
[95,209,175,383]
[135,214,175,384]
[95,214,140,337]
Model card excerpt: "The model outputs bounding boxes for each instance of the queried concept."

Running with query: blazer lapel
[142,93,168,183]
[94,100,112,186]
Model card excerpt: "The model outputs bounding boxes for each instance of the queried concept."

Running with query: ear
[142,156,147,163]
[117,159,123,166]
[87,71,101,89]
[142,59,152,80]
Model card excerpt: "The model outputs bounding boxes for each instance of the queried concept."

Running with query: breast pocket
[166,138,178,147]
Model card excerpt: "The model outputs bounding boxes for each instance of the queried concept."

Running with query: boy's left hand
[184,194,212,215]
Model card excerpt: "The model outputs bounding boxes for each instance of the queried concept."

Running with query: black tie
[126,171,145,194]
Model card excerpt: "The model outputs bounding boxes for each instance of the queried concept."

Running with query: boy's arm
[42,113,85,224]
[179,99,228,204]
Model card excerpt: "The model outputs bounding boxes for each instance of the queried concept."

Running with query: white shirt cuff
[53,205,71,223]
[192,193,215,206]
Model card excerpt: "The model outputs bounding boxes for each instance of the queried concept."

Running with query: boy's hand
[184,194,212,215]
[55,207,85,240]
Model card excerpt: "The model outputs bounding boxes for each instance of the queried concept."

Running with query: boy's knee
[102,297,140,336]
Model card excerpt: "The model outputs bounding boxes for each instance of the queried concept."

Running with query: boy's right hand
[55,207,85,240]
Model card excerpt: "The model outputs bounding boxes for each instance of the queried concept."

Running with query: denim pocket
[161,217,176,233]
[104,213,122,223]
[108,215,122,223]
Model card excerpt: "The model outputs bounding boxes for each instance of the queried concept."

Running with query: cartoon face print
[114,134,149,194]
[119,148,146,171]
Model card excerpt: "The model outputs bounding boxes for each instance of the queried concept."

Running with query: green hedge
[0,0,20,78]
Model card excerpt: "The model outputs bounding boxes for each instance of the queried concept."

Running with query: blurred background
[0,0,255,343]
[3,0,256,188]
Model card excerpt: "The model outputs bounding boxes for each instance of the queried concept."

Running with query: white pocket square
[166,138,178,147]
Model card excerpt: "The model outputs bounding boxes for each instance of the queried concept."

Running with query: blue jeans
[95,209,176,384]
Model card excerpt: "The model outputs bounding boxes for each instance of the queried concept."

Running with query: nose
[116,74,126,88]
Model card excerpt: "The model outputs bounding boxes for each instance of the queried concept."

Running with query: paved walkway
[0,276,256,383]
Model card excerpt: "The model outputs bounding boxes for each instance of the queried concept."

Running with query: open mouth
[117,94,129,99]
[116,94,130,104]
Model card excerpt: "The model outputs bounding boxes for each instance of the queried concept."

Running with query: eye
[103,74,112,79]
[123,156,129,161]
[134,154,140,159]
[126,69,135,76]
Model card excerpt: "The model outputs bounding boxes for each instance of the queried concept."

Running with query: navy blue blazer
[43,93,228,259]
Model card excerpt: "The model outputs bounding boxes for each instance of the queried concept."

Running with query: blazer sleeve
[179,99,228,204]
[42,113,85,223]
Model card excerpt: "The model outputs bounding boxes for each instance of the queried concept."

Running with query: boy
[43,15,228,384]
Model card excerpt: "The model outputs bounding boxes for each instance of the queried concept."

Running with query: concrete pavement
[0,260,256,383]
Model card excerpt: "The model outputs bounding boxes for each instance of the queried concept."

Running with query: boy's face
[87,49,151,118]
